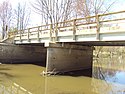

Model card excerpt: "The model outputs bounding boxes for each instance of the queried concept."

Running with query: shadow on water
[59,68,92,77]
[0,72,14,78]
[0,65,14,79]
[0,68,11,70]
[3,61,46,67]
[6,62,92,77]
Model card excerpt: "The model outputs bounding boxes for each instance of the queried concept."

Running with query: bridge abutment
[0,42,94,74]
[45,43,94,73]
[0,43,47,65]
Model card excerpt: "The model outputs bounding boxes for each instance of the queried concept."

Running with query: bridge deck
[14,10,125,44]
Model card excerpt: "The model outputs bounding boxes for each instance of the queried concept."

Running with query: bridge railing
[100,11,125,32]
[14,10,125,43]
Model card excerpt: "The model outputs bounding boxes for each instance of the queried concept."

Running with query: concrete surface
[46,43,93,72]
[0,43,46,66]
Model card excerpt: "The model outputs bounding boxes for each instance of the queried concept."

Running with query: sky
[111,0,125,11]
[0,0,42,27]
[0,0,125,28]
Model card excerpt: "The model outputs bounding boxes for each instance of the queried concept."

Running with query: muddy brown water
[0,49,125,94]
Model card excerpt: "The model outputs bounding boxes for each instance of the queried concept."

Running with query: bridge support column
[45,43,94,73]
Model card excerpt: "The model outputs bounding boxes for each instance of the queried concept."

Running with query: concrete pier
[45,43,93,73]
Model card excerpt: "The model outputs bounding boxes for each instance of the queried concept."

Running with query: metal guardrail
[14,10,125,43]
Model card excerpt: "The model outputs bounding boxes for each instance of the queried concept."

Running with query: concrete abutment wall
[0,43,47,66]
[0,43,94,73]
[45,43,94,73]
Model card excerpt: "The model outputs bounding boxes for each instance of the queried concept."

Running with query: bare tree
[0,0,12,39]
[14,2,31,30]
[74,0,116,21]
[31,0,73,24]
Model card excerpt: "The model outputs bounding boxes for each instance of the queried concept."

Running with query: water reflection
[0,64,125,94]
[114,72,125,84]
[93,57,125,85]
[43,76,95,94]
[93,48,125,94]
[1,47,125,94]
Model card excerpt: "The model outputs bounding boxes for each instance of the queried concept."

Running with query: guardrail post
[55,23,58,42]
[19,30,22,42]
[37,27,40,42]
[50,24,52,41]
[73,19,76,40]
[28,28,30,42]
[96,15,100,40]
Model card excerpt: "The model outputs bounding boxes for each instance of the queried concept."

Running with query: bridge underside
[2,36,125,73]
[18,41,125,46]
[72,41,125,46]
[0,42,94,73]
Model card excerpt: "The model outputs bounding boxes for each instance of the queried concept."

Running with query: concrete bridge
[2,10,125,74]
[14,10,125,45]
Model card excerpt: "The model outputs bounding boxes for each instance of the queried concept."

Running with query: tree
[0,0,12,39]
[74,0,116,22]
[31,0,73,25]
[14,2,31,30]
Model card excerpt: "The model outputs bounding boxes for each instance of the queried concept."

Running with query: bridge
[14,10,125,46]
[3,10,125,74]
